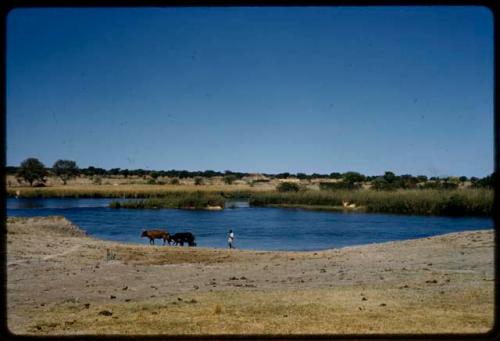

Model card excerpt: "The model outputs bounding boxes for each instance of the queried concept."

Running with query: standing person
[228,229,235,249]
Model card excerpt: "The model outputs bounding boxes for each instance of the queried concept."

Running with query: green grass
[248,189,493,216]
[7,185,255,199]
[110,191,226,209]
[8,184,493,216]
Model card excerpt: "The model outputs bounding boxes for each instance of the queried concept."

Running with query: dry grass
[26,287,493,335]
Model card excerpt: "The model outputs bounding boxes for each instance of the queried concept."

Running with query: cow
[140,229,171,245]
[170,232,197,247]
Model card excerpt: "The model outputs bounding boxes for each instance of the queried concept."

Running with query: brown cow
[141,229,170,245]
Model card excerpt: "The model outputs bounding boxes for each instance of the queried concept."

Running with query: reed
[248,188,493,216]
[109,191,226,209]
[8,184,493,216]
[6,184,261,198]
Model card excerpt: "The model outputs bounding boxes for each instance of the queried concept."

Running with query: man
[228,229,235,249]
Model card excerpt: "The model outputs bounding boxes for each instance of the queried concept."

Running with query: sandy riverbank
[6,216,494,335]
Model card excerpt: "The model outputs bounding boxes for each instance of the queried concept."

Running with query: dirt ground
[6,216,494,335]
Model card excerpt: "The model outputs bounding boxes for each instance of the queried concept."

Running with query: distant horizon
[7,7,493,178]
[5,158,493,179]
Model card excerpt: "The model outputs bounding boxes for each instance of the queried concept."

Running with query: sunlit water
[7,198,493,251]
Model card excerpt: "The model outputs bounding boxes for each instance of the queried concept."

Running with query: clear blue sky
[7,6,493,177]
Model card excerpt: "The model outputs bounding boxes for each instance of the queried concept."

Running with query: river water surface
[7,198,493,251]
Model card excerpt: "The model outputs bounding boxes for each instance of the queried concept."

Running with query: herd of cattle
[141,229,197,247]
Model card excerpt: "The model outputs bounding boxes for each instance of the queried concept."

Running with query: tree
[329,172,342,179]
[109,168,121,176]
[52,159,78,185]
[276,172,290,179]
[342,171,365,185]
[399,174,418,189]
[121,169,130,178]
[224,175,237,185]
[383,171,397,183]
[473,173,495,188]
[296,173,309,180]
[370,177,389,190]
[416,175,428,183]
[16,158,48,186]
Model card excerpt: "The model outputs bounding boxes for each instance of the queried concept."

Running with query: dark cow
[170,232,197,247]
[141,229,170,245]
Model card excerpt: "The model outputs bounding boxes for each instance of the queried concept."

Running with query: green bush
[277,182,300,192]
[224,175,237,185]
[319,181,360,190]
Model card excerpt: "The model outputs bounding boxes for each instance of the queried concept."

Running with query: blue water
[7,198,493,251]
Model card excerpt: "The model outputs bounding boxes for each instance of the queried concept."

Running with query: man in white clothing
[228,229,234,249]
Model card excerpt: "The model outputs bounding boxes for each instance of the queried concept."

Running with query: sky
[6,6,494,177]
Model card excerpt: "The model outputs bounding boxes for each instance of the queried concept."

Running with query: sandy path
[6,216,494,335]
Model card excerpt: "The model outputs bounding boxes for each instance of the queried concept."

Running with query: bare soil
[6,216,494,335]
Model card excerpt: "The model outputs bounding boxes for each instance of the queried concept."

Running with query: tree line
[7,157,496,189]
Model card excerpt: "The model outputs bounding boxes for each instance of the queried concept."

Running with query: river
[7,198,493,251]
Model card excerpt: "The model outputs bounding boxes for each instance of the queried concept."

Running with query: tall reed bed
[249,189,493,216]
[109,191,226,209]
[7,185,257,199]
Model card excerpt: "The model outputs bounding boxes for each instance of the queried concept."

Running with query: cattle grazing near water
[141,229,171,245]
[170,232,197,247]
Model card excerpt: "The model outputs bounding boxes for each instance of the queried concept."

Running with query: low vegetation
[7,157,495,216]
[248,188,493,216]
[276,182,300,192]
[109,191,226,209]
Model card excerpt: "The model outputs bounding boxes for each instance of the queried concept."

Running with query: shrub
[194,177,204,185]
[224,175,237,185]
[251,179,270,184]
[109,201,121,209]
[319,181,360,190]
[277,182,300,192]
[170,178,180,185]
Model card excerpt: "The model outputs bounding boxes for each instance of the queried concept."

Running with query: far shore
[266,203,367,212]
[6,216,494,335]
[7,183,493,217]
